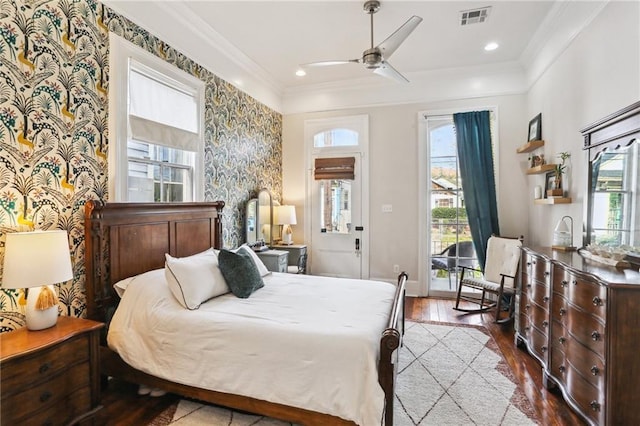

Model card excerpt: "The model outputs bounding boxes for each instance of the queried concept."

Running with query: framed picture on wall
[544,171,555,198]
[528,113,542,141]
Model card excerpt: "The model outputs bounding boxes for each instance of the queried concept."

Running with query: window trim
[109,33,205,202]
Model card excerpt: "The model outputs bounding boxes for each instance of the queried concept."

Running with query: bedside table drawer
[2,361,90,422]
[11,385,92,426]
[1,333,89,390]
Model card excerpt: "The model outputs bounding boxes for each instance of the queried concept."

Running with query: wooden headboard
[84,201,225,324]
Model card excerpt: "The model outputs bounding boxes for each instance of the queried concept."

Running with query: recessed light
[295,69,306,77]
[484,42,499,51]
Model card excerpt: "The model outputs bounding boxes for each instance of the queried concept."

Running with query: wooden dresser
[0,316,104,425]
[516,247,640,425]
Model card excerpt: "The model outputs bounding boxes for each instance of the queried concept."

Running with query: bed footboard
[379,272,407,426]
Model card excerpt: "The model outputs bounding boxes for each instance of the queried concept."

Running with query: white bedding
[107,270,397,425]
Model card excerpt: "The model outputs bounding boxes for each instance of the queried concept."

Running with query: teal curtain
[453,111,499,269]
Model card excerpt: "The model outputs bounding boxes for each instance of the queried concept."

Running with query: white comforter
[108,270,396,425]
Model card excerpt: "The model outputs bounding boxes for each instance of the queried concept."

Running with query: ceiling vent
[460,6,491,26]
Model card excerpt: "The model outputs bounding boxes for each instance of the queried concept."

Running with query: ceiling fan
[302,0,422,83]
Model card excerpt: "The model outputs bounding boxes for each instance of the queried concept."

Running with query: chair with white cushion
[453,235,523,323]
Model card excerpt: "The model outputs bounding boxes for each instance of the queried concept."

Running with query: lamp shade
[276,205,297,226]
[3,230,73,289]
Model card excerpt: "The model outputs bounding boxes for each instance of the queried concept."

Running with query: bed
[83,201,407,426]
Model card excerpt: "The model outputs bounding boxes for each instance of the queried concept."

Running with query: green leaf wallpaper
[0,0,282,332]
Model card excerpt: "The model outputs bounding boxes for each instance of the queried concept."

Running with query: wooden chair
[453,235,523,323]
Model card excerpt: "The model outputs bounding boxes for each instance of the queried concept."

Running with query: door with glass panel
[306,116,368,279]
[427,116,477,294]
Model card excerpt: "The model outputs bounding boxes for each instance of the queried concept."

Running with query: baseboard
[370,276,420,297]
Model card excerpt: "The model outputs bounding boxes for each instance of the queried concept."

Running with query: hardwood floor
[97,297,585,425]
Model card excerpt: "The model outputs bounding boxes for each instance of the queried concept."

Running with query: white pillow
[165,248,230,309]
[236,244,270,277]
[113,276,135,298]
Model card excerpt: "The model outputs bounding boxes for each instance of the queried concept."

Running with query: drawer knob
[559,365,566,373]
[527,262,531,266]
[590,400,601,411]
[591,331,601,341]
[559,337,566,344]
[524,326,530,331]
[561,280,568,288]
[572,279,577,285]
[525,304,531,311]
[526,284,532,288]
[591,366,600,376]
[39,362,51,374]
[592,296,602,306]
[544,271,550,276]
[40,391,52,403]
[543,296,549,303]
[559,308,567,316]
[542,320,549,328]
[541,345,548,352]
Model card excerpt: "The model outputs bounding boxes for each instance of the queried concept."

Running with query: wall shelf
[517,140,545,153]
[534,197,572,204]
[526,164,556,175]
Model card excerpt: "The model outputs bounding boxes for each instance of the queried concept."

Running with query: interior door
[310,153,363,278]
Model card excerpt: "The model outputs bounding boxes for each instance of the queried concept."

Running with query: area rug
[149,321,538,425]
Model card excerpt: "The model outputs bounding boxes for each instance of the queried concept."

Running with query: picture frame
[543,171,555,198]
[528,113,542,141]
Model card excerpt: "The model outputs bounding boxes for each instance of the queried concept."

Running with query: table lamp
[2,230,73,330]
[552,216,576,251]
[276,205,297,245]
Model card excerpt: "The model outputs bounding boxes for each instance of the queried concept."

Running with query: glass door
[427,116,477,295]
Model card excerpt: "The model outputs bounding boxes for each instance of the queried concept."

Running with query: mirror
[586,140,640,246]
[245,189,280,246]
[582,102,640,258]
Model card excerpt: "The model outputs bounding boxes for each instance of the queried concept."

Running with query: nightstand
[256,249,288,273]
[0,316,104,425]
[272,244,308,274]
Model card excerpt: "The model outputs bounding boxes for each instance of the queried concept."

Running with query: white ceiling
[104,1,608,113]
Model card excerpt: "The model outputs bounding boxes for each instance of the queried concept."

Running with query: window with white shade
[109,34,205,202]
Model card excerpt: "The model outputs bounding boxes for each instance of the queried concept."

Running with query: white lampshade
[276,205,297,226]
[3,230,73,330]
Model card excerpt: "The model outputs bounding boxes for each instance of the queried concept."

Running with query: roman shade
[314,157,355,180]
[129,62,199,152]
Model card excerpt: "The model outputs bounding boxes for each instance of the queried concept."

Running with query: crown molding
[282,61,528,114]
[519,0,609,88]
[103,0,283,112]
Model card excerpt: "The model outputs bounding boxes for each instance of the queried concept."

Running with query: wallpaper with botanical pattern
[0,0,282,332]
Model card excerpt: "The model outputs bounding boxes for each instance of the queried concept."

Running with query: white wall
[526,1,640,248]
[283,1,639,289]
[283,94,527,286]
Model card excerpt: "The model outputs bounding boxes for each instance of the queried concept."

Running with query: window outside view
[428,119,477,292]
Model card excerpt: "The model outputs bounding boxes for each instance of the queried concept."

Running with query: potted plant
[548,152,571,197]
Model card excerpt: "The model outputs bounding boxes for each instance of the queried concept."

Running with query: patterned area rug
[149,321,538,425]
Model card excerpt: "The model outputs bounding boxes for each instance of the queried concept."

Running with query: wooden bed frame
[84,201,407,426]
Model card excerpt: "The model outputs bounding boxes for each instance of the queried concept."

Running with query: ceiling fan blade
[301,59,360,67]
[374,61,409,83]
[377,15,422,59]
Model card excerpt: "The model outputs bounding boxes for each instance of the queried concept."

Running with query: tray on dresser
[579,249,631,268]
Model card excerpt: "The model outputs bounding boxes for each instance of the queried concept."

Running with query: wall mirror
[582,102,640,259]
[245,189,280,246]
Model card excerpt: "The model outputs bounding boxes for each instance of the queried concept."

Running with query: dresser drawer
[550,337,567,387]
[524,253,549,283]
[565,304,606,356]
[565,272,607,320]
[523,279,550,310]
[2,361,90,421]
[565,338,605,389]
[520,316,549,361]
[565,363,605,426]
[1,334,89,391]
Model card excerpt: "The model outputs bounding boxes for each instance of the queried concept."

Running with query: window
[109,34,205,202]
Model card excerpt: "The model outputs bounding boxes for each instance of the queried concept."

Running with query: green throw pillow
[218,249,264,298]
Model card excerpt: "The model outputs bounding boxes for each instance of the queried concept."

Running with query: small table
[255,249,288,273]
[272,244,308,274]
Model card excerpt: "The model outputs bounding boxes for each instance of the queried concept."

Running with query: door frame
[303,115,370,278]
[418,107,500,297]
